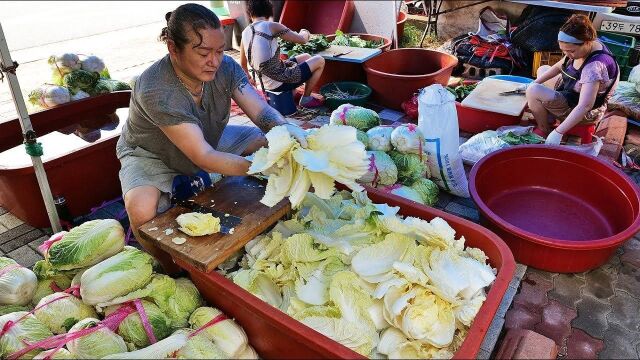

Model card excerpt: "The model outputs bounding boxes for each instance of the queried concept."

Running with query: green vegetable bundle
[279,35,330,57]
[330,30,382,49]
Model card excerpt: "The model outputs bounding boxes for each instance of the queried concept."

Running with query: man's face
[171,26,226,82]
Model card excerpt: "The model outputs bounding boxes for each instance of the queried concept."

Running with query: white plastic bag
[459,130,510,165]
[418,84,470,197]
[563,136,603,157]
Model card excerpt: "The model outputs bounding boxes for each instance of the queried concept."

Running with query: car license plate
[600,20,640,35]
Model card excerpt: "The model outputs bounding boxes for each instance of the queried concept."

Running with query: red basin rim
[469,145,640,250]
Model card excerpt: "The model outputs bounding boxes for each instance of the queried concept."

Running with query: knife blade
[333,50,353,58]
[499,89,525,96]
[177,200,242,234]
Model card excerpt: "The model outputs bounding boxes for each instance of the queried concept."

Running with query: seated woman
[522,14,619,145]
[240,0,325,108]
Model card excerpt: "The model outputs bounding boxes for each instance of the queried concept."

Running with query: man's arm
[160,122,250,175]
[232,79,287,132]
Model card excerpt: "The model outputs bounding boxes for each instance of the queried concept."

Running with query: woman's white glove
[545,129,563,145]
[284,123,308,148]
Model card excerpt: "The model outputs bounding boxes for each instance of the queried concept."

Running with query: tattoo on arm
[236,78,250,95]
[255,106,287,132]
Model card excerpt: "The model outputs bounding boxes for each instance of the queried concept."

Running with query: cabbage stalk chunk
[176,212,221,236]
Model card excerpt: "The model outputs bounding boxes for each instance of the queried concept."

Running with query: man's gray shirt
[116,54,248,175]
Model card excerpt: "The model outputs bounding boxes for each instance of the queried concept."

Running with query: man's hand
[284,123,308,148]
[545,129,563,145]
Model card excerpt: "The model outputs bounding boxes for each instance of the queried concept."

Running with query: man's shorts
[118,125,263,213]
[270,56,313,93]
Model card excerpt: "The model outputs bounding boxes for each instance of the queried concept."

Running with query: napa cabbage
[44,219,125,271]
[388,151,427,185]
[358,151,398,186]
[33,292,97,334]
[0,257,37,306]
[366,126,394,152]
[329,104,380,131]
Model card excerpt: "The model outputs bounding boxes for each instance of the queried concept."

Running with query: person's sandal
[299,96,324,109]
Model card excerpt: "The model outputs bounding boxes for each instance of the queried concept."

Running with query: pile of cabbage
[249,123,370,208]
[0,219,257,359]
[227,191,496,359]
[325,104,439,206]
[28,53,131,110]
[360,125,438,206]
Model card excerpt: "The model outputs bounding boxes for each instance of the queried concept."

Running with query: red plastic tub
[0,92,130,228]
[279,0,354,35]
[176,186,516,359]
[470,145,640,273]
[397,11,407,43]
[364,49,458,110]
[456,102,522,134]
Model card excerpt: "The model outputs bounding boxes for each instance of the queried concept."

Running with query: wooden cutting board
[461,78,528,117]
[315,45,381,64]
[139,176,290,273]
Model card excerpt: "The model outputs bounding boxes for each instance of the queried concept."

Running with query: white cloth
[241,20,283,90]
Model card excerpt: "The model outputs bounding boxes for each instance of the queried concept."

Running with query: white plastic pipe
[0,22,61,233]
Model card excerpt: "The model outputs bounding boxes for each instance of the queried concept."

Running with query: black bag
[511,6,573,52]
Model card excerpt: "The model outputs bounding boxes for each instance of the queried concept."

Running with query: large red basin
[177,185,516,359]
[364,48,458,110]
[470,145,640,273]
[279,0,354,35]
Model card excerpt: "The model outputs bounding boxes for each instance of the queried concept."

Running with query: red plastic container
[279,0,355,35]
[470,145,640,273]
[397,11,407,43]
[0,92,130,228]
[314,34,392,92]
[177,187,516,359]
[364,49,458,110]
[456,102,522,134]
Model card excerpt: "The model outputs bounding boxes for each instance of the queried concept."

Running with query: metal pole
[392,0,399,49]
[0,22,62,233]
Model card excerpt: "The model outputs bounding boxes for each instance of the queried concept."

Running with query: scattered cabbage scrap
[248,124,369,208]
[176,212,221,236]
[0,257,37,306]
[329,104,381,131]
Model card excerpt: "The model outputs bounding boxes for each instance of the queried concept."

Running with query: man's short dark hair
[246,0,274,19]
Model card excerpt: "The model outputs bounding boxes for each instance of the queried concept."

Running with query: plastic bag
[459,130,510,165]
[563,136,603,157]
[418,84,470,197]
